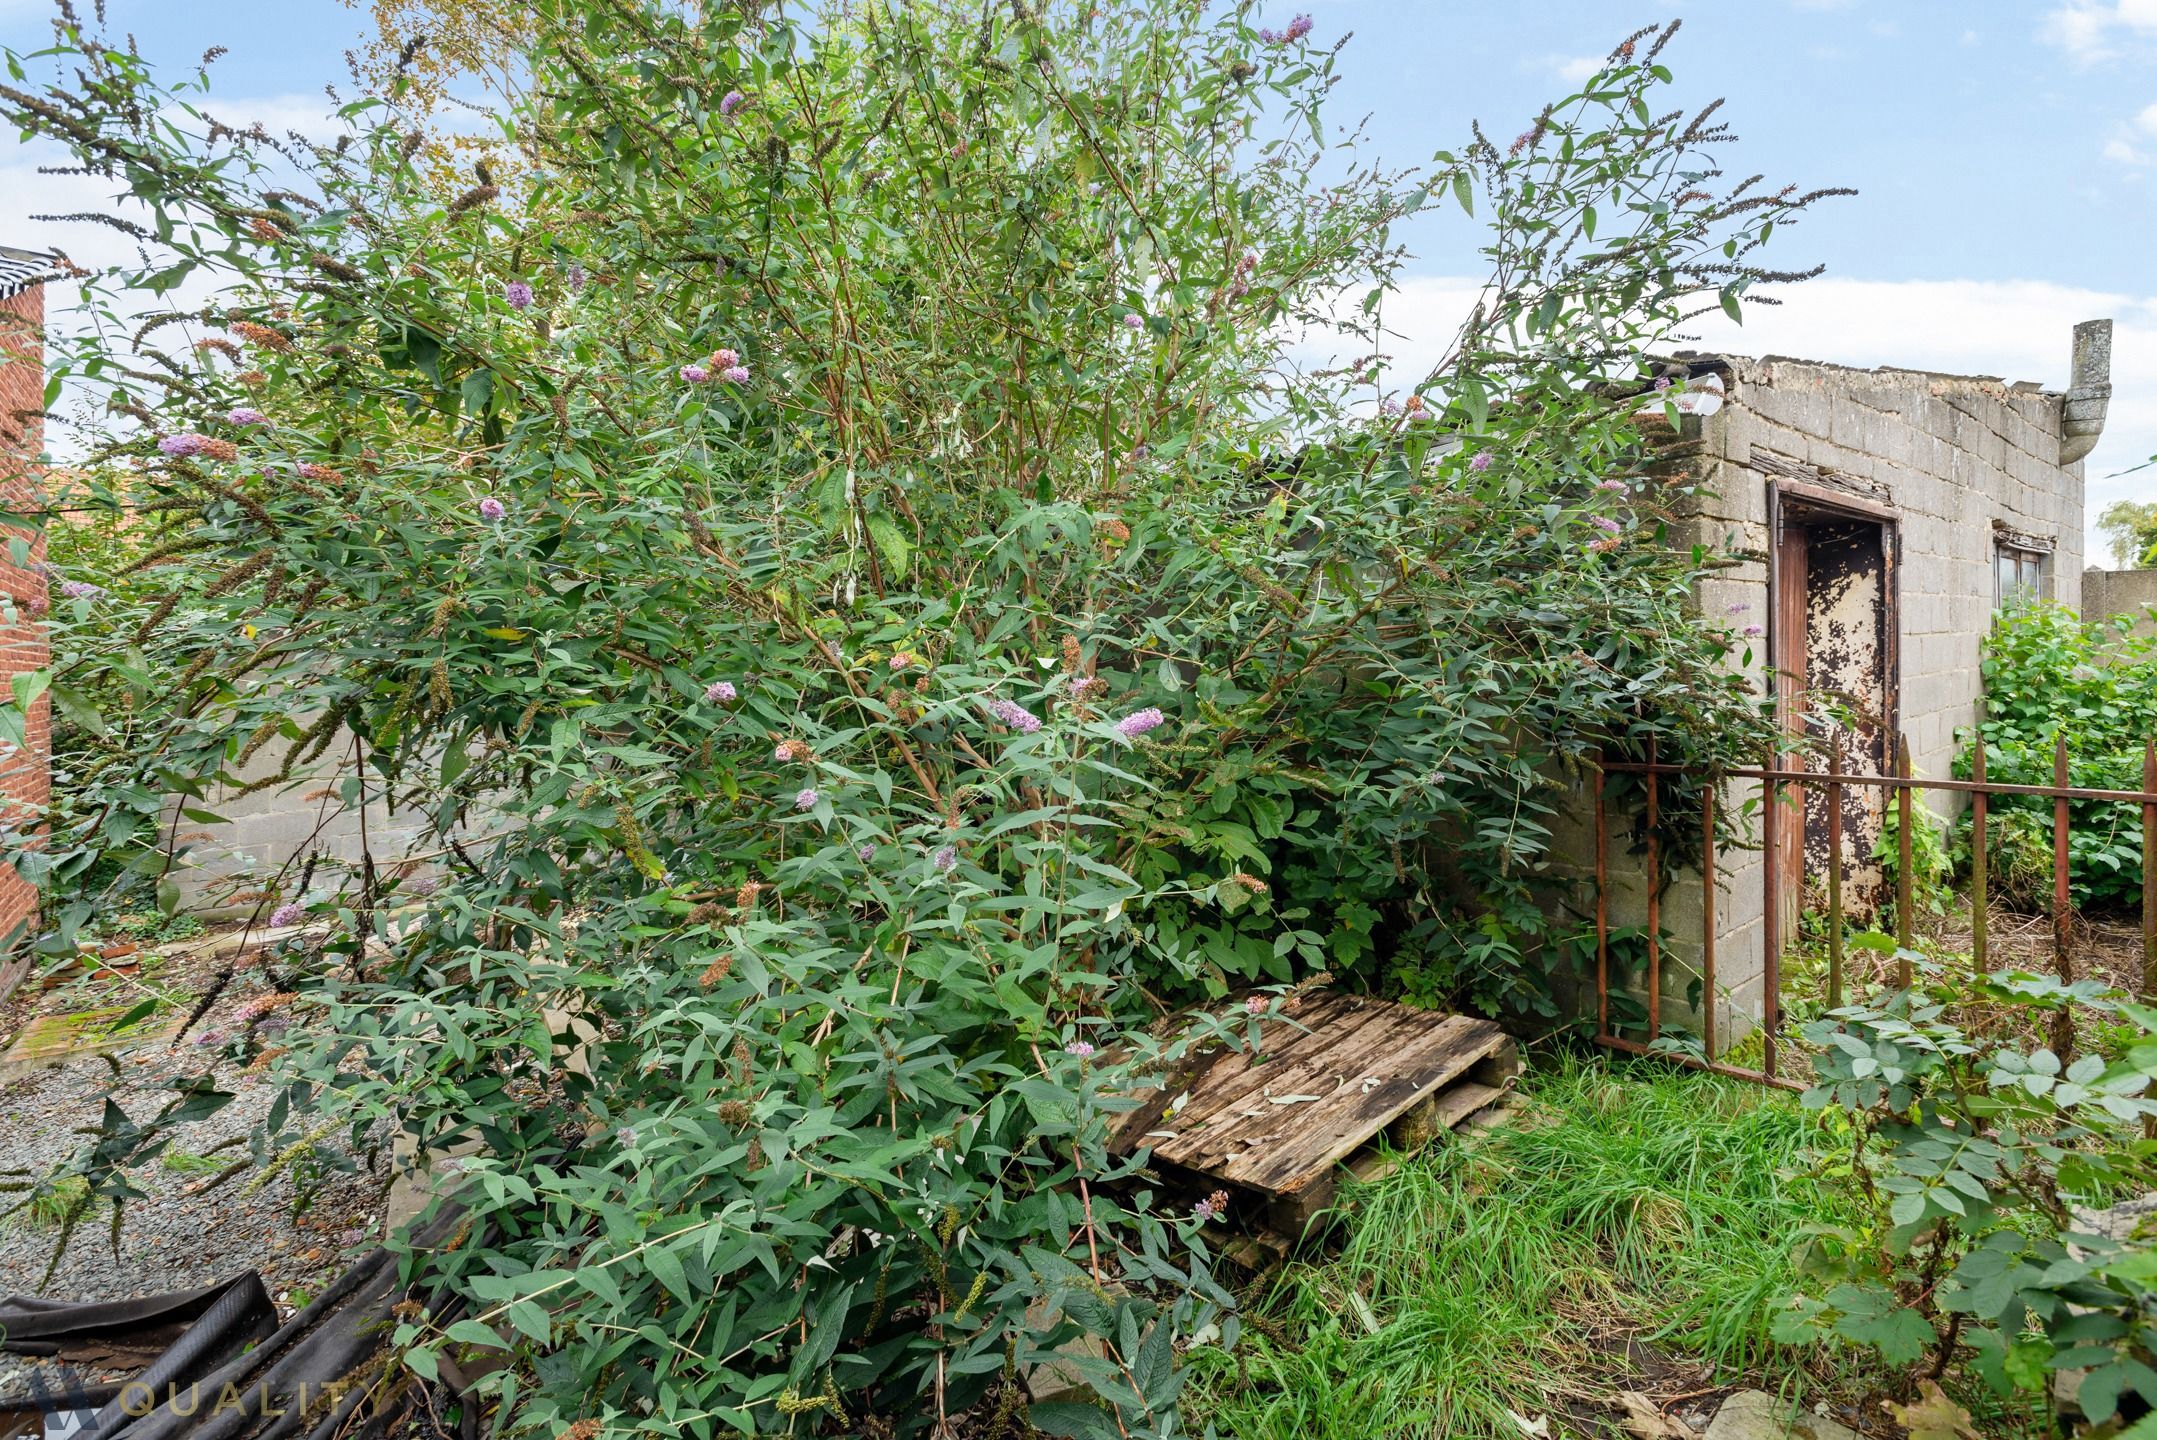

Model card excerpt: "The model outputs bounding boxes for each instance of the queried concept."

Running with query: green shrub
[2,6,1826,1433]
[1779,940,2157,1428]
[1958,602,2157,910]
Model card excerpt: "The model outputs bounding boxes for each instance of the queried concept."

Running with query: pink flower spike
[504,280,534,310]
[722,365,751,384]
[269,901,304,927]
[1115,706,1165,739]
[1065,1040,1095,1058]
[704,680,737,703]
[680,364,710,384]
[226,407,269,427]
[711,348,740,368]
[478,496,507,521]
[794,787,819,811]
[1244,994,1269,1016]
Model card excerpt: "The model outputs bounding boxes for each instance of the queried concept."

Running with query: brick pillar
[0,278,50,945]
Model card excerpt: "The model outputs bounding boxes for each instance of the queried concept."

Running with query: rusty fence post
[1702,776,1717,1064]
[1646,743,1661,1045]
[2143,740,2155,1002]
[1594,757,1608,1041]
[1827,731,1845,1011]
[1971,736,1989,977]
[1761,747,1781,1081]
[2054,733,2076,1059]
[1896,733,1915,987]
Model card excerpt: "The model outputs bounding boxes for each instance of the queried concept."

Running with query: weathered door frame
[1765,479,1901,934]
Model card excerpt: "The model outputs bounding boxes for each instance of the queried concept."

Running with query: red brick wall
[0,282,50,945]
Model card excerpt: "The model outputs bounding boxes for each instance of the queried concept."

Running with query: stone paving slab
[1704,1391,1862,1440]
[0,1004,186,1080]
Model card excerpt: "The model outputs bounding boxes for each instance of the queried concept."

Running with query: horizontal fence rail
[1592,735,2157,1089]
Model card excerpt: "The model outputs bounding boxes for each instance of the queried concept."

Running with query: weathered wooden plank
[1154,1003,1444,1167]
[1174,1012,1486,1177]
[1106,989,1359,1154]
[1227,1018,1508,1193]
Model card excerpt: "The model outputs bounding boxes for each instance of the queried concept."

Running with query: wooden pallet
[1108,989,1517,1238]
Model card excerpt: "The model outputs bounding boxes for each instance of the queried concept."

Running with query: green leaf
[867,514,911,580]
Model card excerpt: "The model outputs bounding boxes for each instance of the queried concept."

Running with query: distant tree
[2097,496,2157,568]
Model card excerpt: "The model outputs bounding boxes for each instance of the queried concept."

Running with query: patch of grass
[1184,1053,1872,1440]
[106,911,207,945]
[18,1174,90,1227]
[160,1148,230,1178]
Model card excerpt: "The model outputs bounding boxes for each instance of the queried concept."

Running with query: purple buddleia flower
[1256,26,1278,43]
[986,697,1042,734]
[705,680,737,703]
[712,347,740,368]
[1595,479,1628,493]
[59,580,104,600]
[1244,995,1269,1016]
[1380,398,1403,416]
[504,280,534,310]
[1743,625,1764,638]
[1727,602,1751,615]
[933,845,958,874]
[720,90,745,116]
[858,844,876,863]
[269,901,304,927]
[1654,375,1673,392]
[479,495,507,521]
[1065,1040,1095,1058]
[565,263,587,293]
[1591,515,1623,535]
[1115,707,1165,739]
[681,364,710,384]
[158,434,208,457]
[722,364,750,384]
[226,407,269,427]
[1285,13,1313,40]
[1469,451,1494,473]
[795,787,819,811]
[1122,312,1144,330]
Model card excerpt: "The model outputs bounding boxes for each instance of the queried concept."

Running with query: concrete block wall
[0,281,49,947]
[1576,354,2084,1045]
[166,722,444,916]
[2085,568,2157,641]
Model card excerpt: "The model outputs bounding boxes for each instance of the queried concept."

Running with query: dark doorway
[1771,493,1897,925]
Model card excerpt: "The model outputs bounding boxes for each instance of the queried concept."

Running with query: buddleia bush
[3,4,1834,1433]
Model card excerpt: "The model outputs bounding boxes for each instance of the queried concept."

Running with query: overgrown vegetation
[1,2,1842,1432]
[1956,601,2157,911]
[1186,1056,1852,1439]
[1782,939,2157,1433]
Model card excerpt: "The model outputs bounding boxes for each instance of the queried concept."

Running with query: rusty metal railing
[1591,736,2157,1089]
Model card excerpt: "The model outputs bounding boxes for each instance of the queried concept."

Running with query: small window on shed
[1995,542,2048,607]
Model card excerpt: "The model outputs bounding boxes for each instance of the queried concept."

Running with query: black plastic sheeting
[1,1206,478,1440]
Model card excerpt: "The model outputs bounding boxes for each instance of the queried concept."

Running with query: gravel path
[0,938,389,1313]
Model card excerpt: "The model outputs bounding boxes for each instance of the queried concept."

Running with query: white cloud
[1545,54,1604,85]
[2105,101,2157,164]
[1367,274,2157,559]
[2041,0,2157,63]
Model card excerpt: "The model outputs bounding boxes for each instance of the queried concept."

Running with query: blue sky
[3,0,2153,554]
